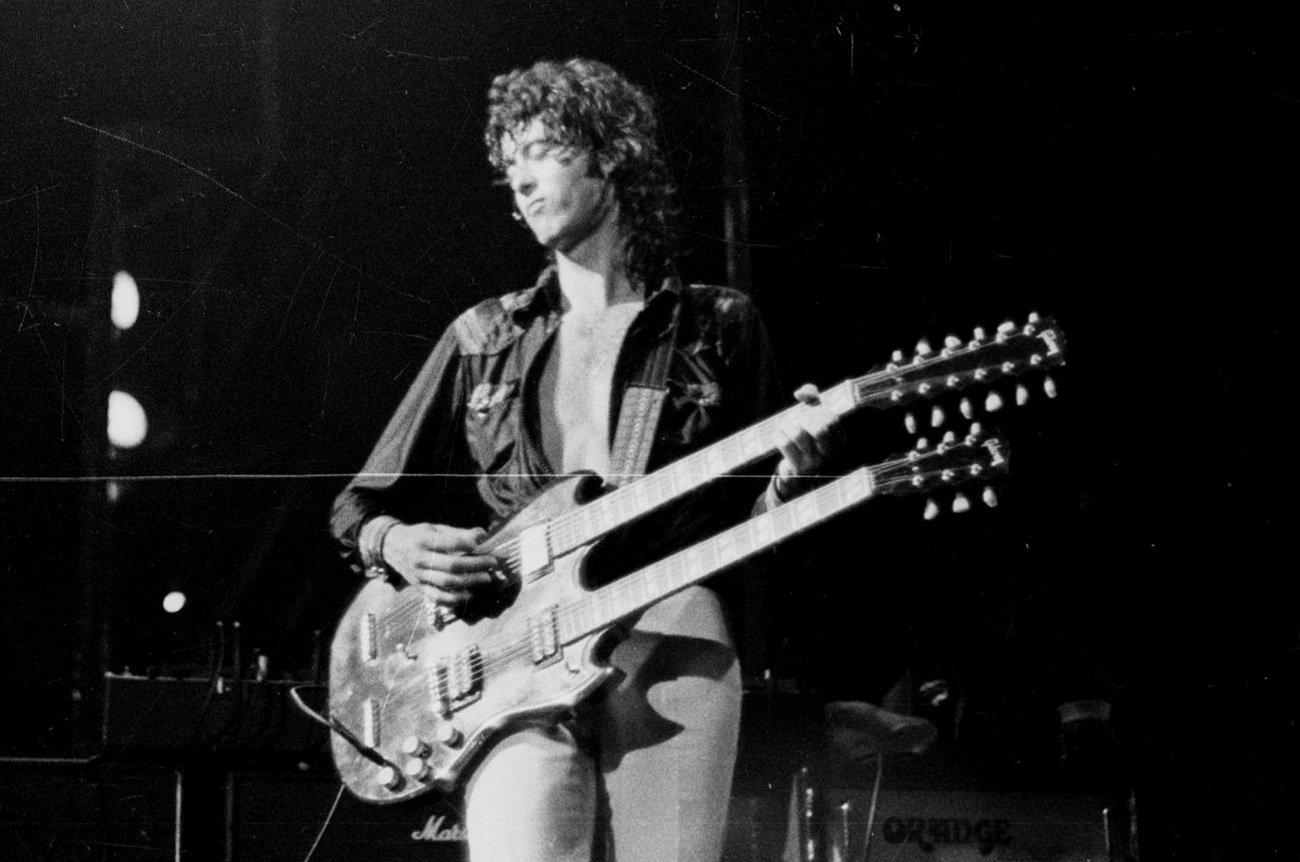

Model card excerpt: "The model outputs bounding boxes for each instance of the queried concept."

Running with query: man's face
[500,117,615,253]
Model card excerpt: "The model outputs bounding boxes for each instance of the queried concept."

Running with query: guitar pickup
[362,697,380,749]
[528,606,561,666]
[360,613,378,662]
[517,523,552,580]
[433,646,483,714]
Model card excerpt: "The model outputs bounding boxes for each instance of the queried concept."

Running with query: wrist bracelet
[360,515,400,578]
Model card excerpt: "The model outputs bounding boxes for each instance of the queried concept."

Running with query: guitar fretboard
[536,320,1057,566]
[556,465,876,642]
[543,379,860,557]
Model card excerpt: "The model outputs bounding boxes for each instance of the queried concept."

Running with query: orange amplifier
[816,788,1114,862]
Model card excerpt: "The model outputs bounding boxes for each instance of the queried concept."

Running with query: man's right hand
[382,523,500,610]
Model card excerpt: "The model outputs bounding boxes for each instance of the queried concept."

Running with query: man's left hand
[772,383,839,500]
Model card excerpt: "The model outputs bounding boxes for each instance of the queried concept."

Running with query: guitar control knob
[436,722,463,748]
[401,735,431,759]
[377,765,404,791]
[404,757,432,783]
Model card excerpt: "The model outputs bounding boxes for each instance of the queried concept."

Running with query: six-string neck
[554,465,874,642]
[550,433,1001,642]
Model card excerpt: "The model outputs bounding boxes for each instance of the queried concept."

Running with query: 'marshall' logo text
[412,815,468,843]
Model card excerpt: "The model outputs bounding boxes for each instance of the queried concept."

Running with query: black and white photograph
[2,2,1293,859]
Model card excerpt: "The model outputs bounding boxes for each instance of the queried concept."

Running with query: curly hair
[485,58,679,290]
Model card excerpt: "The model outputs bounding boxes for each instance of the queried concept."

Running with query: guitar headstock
[842,313,1066,425]
[872,426,1009,520]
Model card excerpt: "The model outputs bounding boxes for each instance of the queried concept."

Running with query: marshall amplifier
[226,766,466,862]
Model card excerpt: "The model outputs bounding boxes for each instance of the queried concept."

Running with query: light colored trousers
[464,586,743,862]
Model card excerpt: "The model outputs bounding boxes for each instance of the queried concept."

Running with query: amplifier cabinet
[0,758,181,861]
[225,769,466,862]
[821,788,1111,862]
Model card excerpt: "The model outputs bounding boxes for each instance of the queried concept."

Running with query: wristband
[360,515,400,579]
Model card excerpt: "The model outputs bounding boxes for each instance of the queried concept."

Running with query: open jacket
[330,266,784,595]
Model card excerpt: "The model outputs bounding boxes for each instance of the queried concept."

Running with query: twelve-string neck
[541,377,863,557]
[535,319,1057,562]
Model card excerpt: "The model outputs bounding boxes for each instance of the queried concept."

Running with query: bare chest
[539,303,643,477]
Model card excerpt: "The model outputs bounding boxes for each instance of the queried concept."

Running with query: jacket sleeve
[329,323,471,573]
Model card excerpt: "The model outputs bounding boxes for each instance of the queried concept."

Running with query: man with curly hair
[332,57,835,861]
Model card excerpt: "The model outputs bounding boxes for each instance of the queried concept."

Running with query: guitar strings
[519,327,1037,558]
[346,342,1026,763]
[368,402,808,636]
[372,453,925,689]
[372,334,1020,636]
[354,446,988,767]
[386,455,921,684]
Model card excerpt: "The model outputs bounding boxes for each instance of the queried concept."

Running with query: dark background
[2,0,1294,858]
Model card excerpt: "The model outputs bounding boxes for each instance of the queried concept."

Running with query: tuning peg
[915,338,933,358]
[1016,384,1029,406]
[952,493,971,514]
[942,335,962,355]
[930,405,945,428]
[970,421,983,438]
[1027,311,1041,325]
[982,486,999,508]
[1044,375,1058,399]
[971,326,987,344]
[942,430,957,445]
[959,397,974,419]
[996,320,1016,342]
[915,436,929,451]
[904,412,918,434]
[985,391,1004,412]
[923,499,940,521]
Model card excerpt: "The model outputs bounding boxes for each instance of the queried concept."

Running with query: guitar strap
[605,297,681,487]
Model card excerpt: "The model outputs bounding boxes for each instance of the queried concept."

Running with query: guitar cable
[288,684,392,767]
[299,782,346,862]
[859,753,884,862]
[284,686,367,862]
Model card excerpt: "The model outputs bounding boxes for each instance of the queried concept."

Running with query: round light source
[107,390,148,449]
[162,591,187,614]
[111,271,140,330]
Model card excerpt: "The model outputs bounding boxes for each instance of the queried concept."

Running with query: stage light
[162,591,187,614]
[107,389,149,449]
[111,270,140,330]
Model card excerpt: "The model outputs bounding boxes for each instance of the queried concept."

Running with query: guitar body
[329,475,618,804]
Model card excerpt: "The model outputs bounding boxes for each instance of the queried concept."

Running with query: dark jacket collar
[508,264,684,338]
